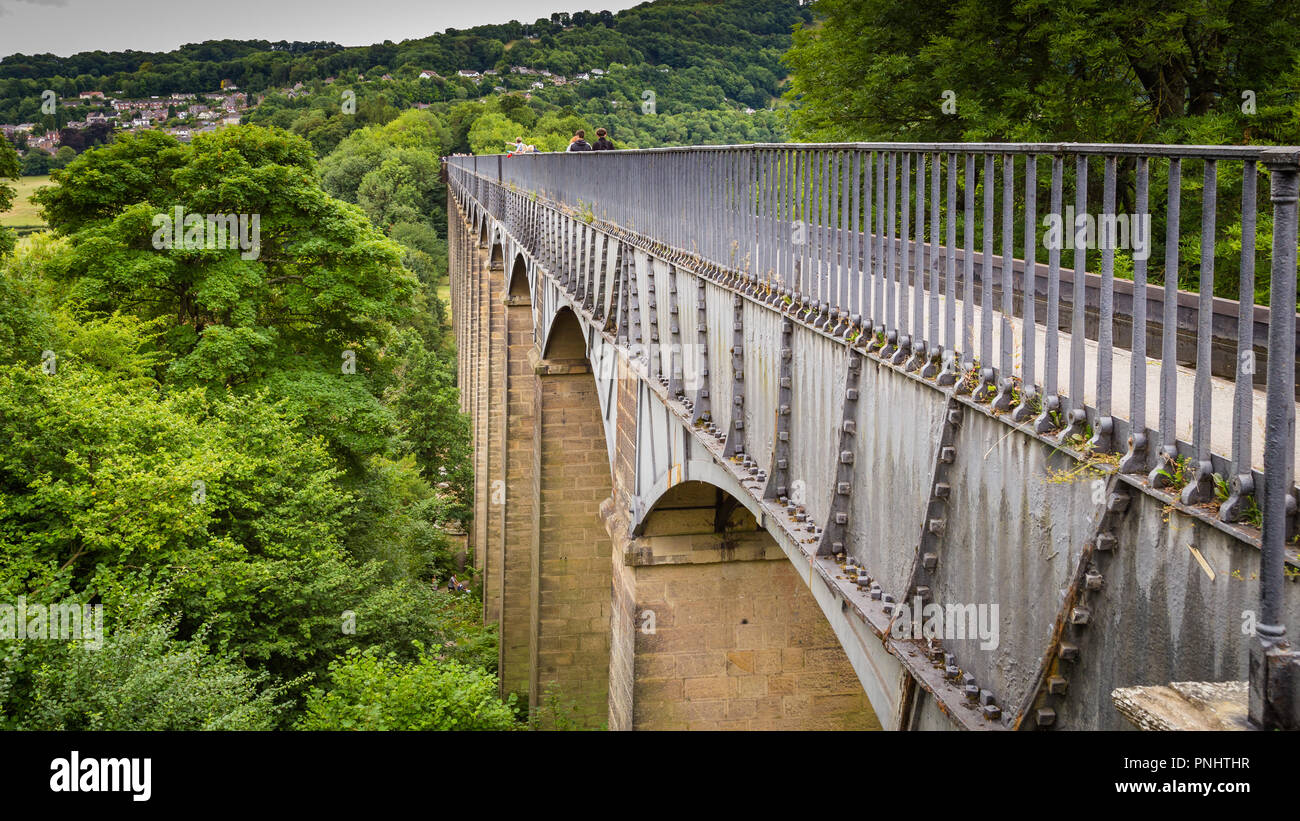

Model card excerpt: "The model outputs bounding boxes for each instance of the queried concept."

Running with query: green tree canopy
[784,0,1300,144]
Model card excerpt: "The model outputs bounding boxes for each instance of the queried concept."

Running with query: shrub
[297,648,517,731]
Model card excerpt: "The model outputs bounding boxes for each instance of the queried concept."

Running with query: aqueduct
[446,144,1300,730]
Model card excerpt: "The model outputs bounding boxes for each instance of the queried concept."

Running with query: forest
[0,0,813,732]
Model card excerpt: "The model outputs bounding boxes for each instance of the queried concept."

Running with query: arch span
[632,460,764,538]
[542,306,587,362]
[508,252,530,299]
[609,476,883,730]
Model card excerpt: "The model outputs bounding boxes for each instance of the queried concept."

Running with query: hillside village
[0,63,639,164]
[1,85,247,153]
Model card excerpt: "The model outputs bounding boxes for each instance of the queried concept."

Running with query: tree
[388,333,473,525]
[19,149,51,176]
[297,648,518,730]
[783,0,1300,144]
[50,145,76,170]
[1,593,285,731]
[0,138,17,256]
[0,138,18,212]
[466,111,526,154]
[38,125,416,407]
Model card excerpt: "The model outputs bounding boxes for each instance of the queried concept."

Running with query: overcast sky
[0,0,647,58]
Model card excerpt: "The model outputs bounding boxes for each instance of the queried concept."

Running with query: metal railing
[447,143,1300,724]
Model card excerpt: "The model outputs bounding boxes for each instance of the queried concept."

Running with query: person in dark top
[592,128,615,150]
[567,129,593,152]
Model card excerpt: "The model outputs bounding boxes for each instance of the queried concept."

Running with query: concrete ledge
[1112,681,1251,730]
[528,347,591,375]
[623,532,783,566]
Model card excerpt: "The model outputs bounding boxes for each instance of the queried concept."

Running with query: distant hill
[0,1,812,125]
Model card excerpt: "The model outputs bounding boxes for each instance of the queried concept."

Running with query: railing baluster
[994,154,1015,408]
[1091,154,1118,450]
[852,150,862,320]
[904,150,915,345]
[841,149,851,322]
[875,151,885,331]
[1066,155,1089,438]
[1223,161,1257,518]
[1018,153,1038,421]
[914,152,926,360]
[1120,157,1151,471]
[803,150,810,296]
[887,151,897,338]
[1182,160,1219,504]
[822,149,832,308]
[944,152,957,370]
[962,153,975,372]
[1150,158,1182,488]
[980,153,995,392]
[927,151,941,375]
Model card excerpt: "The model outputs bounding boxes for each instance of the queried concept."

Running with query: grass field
[0,175,52,228]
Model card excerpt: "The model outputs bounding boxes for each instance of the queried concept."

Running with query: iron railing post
[1252,147,1300,730]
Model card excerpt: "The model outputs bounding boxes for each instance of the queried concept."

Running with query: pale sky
[0,0,647,58]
